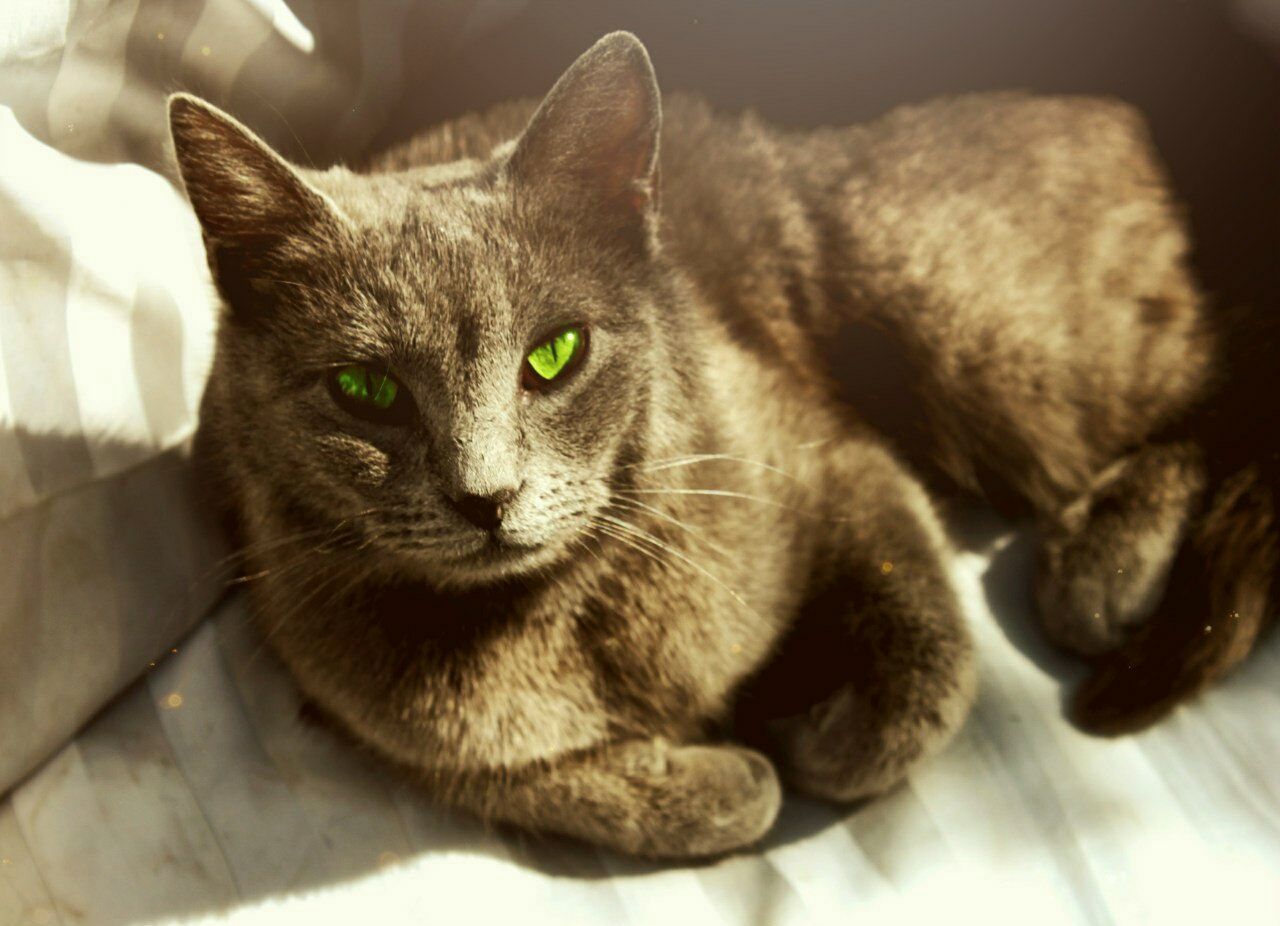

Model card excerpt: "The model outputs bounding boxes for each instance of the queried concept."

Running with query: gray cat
[168,32,1274,858]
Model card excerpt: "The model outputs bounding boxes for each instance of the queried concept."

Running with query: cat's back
[794,92,1212,505]
[658,90,1212,508]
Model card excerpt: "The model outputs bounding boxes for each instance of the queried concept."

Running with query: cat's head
[171,32,690,588]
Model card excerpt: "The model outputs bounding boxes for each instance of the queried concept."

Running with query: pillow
[0,105,224,793]
[0,0,519,795]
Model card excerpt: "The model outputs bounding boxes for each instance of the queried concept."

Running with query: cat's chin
[408,537,568,589]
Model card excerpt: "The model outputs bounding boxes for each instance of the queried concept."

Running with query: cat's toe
[1036,565,1133,656]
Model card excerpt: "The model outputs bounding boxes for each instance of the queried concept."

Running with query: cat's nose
[449,487,518,532]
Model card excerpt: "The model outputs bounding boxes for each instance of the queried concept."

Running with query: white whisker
[617,486,841,521]
[609,495,733,559]
[594,513,763,624]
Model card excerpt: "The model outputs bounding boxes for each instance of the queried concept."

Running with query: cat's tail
[1071,313,1280,734]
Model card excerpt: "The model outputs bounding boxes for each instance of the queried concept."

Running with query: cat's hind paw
[1035,444,1204,656]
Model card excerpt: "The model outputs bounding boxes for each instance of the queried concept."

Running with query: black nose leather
[450,489,516,531]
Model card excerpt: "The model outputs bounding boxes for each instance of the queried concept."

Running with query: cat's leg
[740,445,976,803]
[454,738,781,859]
[1034,442,1205,656]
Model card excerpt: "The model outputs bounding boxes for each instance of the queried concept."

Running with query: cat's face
[172,33,671,587]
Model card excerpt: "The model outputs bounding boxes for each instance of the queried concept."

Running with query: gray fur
[170,32,1222,856]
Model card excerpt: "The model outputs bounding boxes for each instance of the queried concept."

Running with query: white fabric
[2,530,1276,926]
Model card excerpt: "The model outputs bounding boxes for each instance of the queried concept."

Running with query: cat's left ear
[509,32,661,230]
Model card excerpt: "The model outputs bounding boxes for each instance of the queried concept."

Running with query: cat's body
[171,33,1272,857]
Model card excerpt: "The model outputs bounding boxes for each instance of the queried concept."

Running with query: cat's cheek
[310,431,392,491]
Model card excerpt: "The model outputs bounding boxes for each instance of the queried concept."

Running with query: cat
[168,31,1274,858]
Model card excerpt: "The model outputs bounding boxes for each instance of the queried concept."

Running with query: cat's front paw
[621,742,782,858]
[771,669,974,804]
[486,739,782,859]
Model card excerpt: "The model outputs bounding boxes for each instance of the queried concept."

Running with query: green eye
[327,363,411,423]
[525,326,586,385]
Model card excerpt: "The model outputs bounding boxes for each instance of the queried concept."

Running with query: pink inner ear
[625,166,656,214]
[614,134,656,213]
[601,74,657,202]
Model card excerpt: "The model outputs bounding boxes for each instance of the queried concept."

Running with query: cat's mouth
[440,532,549,568]
[480,534,544,557]
[410,532,563,587]
[381,521,567,586]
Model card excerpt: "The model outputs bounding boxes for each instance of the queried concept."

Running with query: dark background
[380,0,1280,338]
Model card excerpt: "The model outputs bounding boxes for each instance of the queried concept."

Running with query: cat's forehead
[312,169,555,358]
[330,168,501,249]
[304,162,612,369]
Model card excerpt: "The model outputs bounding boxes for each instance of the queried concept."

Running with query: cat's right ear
[167,94,347,316]
[508,32,661,244]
